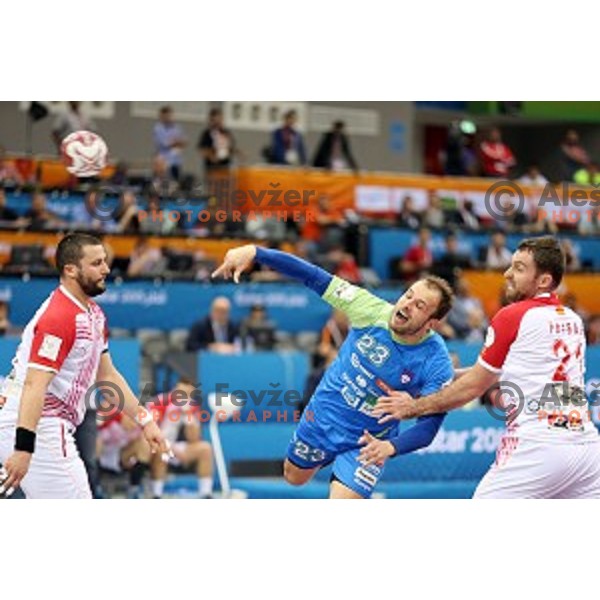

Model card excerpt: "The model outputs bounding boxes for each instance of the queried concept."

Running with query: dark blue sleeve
[255,247,332,296]
[388,413,445,456]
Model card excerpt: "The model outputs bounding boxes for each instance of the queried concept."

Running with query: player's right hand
[0,451,32,497]
[142,421,174,461]
[372,391,419,423]
[212,245,257,283]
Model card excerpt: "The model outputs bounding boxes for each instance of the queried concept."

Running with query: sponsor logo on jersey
[38,334,63,361]
[333,281,358,302]
[355,375,367,388]
[350,353,375,380]
[400,371,413,384]
[354,465,379,489]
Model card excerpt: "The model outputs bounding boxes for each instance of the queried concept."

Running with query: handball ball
[61,130,108,178]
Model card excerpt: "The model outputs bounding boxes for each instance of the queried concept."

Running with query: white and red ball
[60,130,108,178]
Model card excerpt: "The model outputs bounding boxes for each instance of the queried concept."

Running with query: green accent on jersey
[323,277,392,329]
[322,277,434,345]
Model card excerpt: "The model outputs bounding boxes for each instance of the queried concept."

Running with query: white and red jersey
[1,285,108,428]
[479,293,597,442]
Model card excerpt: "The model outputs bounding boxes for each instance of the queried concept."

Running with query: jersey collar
[59,285,89,312]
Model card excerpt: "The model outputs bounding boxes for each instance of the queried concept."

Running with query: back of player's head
[56,233,103,274]
[517,236,565,290]
[422,275,454,320]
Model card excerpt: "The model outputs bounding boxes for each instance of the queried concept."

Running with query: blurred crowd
[2,104,600,355]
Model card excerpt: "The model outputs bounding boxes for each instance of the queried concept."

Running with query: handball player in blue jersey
[213,245,455,499]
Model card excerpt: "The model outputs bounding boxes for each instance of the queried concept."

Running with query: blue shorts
[285,411,385,499]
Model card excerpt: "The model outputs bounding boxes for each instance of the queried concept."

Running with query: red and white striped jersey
[5,285,108,427]
[479,293,597,442]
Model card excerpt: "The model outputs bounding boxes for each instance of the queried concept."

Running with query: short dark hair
[517,236,565,289]
[56,233,104,274]
[422,275,455,320]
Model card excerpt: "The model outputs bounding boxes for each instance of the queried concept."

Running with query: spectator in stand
[560,129,590,181]
[186,296,240,354]
[153,106,186,181]
[518,164,549,187]
[147,380,214,500]
[126,238,166,278]
[318,309,349,362]
[0,147,24,186]
[432,233,473,289]
[113,190,141,234]
[270,110,306,166]
[561,239,581,273]
[446,278,488,343]
[301,195,347,253]
[579,206,600,236]
[501,201,531,233]
[140,193,178,235]
[148,155,179,198]
[484,231,512,271]
[198,108,238,173]
[422,192,445,229]
[109,161,130,187]
[480,127,516,178]
[24,191,66,231]
[457,199,481,231]
[51,102,96,151]
[313,121,359,173]
[326,246,362,284]
[245,214,287,243]
[443,122,479,176]
[71,190,104,232]
[392,227,433,282]
[396,195,422,230]
[97,412,151,499]
[239,304,277,351]
[574,162,600,186]
[0,187,20,223]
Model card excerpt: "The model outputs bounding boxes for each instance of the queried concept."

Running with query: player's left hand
[142,421,174,461]
[358,431,395,467]
[373,391,419,423]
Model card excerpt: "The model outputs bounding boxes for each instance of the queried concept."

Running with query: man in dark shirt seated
[432,233,473,289]
[240,304,277,351]
[186,296,240,353]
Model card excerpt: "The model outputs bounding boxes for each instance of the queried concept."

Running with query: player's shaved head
[56,233,104,274]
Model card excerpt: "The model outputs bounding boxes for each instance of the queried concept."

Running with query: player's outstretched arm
[375,364,498,421]
[358,413,445,467]
[212,244,333,294]
[96,353,172,458]
[0,367,54,496]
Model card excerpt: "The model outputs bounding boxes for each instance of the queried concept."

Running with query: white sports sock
[151,480,164,498]
[199,477,213,497]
